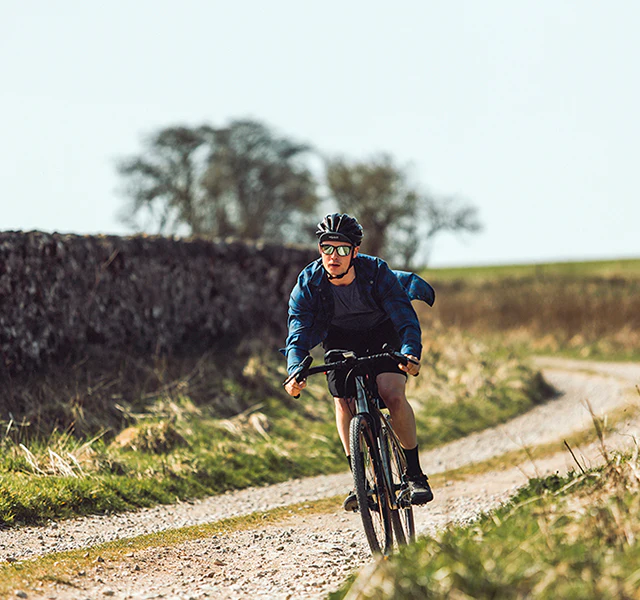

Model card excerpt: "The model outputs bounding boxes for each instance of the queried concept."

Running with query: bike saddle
[324,349,357,363]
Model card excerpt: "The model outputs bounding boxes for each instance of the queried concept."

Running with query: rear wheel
[380,421,415,546]
[349,414,393,555]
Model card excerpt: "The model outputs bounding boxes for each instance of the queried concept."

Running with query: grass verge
[0,331,550,526]
[409,329,554,449]
[333,392,640,600]
[333,452,640,599]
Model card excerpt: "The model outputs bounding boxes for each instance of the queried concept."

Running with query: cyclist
[283,213,435,510]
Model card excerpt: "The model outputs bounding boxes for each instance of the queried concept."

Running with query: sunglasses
[320,244,353,257]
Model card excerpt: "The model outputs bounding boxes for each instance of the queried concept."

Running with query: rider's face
[319,242,358,278]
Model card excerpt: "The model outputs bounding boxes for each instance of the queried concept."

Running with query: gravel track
[4,357,640,600]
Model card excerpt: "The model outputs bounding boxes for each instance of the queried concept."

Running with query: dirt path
[4,357,640,600]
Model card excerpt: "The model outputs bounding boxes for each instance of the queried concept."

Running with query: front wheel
[349,414,393,555]
[380,421,415,546]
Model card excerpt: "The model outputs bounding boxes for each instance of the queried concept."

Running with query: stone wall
[0,232,316,376]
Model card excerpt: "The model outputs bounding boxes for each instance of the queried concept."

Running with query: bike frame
[351,371,410,512]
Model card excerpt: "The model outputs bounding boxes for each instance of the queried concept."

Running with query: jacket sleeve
[376,260,423,359]
[284,278,316,374]
[392,270,436,306]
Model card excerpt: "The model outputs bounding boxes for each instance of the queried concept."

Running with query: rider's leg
[334,396,355,455]
[335,396,360,512]
[377,372,433,504]
[375,372,417,449]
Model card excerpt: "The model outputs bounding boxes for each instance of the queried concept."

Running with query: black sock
[346,455,352,472]
[403,445,423,478]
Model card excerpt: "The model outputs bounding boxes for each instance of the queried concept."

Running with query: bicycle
[288,346,416,556]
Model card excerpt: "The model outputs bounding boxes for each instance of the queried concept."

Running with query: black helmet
[316,213,363,246]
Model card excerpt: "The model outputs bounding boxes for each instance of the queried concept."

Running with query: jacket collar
[308,258,326,288]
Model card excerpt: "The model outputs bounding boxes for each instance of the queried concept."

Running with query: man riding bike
[283,213,434,510]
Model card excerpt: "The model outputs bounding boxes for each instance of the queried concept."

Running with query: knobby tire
[349,413,393,556]
[380,424,416,546]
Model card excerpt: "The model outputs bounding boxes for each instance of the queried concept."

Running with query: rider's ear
[353,246,359,258]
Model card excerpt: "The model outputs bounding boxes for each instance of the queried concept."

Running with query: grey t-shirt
[330,279,387,330]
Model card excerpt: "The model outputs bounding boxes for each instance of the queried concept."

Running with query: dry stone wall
[0,232,316,376]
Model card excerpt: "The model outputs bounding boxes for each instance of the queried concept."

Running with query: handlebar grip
[292,355,313,399]
[295,355,314,382]
[283,355,313,397]
[381,343,409,365]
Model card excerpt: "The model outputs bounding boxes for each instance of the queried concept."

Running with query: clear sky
[2,0,638,267]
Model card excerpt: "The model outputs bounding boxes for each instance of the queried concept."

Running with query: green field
[423,257,640,283]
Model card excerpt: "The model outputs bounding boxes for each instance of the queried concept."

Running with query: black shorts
[322,319,406,398]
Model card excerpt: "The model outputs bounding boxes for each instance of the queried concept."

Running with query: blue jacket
[283,254,435,374]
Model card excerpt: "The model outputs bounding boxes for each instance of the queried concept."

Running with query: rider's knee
[334,396,354,410]
[381,391,406,411]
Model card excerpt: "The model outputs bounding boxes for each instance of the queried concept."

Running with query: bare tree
[420,195,482,265]
[202,120,318,242]
[117,120,319,242]
[325,154,482,268]
[325,154,417,258]
[117,126,212,235]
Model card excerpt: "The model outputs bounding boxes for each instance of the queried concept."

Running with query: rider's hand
[284,377,307,397]
[399,355,420,377]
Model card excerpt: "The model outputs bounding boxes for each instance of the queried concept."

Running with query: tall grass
[408,329,554,448]
[334,387,640,600]
[334,452,640,599]
[418,260,640,359]
[0,346,268,438]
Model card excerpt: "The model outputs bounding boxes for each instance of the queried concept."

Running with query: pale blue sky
[1,0,638,266]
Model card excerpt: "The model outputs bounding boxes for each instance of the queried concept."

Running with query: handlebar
[283,346,419,398]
